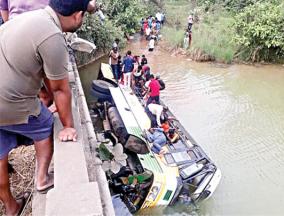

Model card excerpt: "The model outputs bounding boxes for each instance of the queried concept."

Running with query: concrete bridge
[32,52,115,216]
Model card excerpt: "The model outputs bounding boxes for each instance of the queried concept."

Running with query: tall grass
[162,0,237,63]
[161,26,185,49]
[191,12,236,63]
[164,0,192,28]
[161,0,193,50]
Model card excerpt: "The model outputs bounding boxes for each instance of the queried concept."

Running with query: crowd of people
[108,44,180,157]
[106,10,182,157]
[140,12,165,52]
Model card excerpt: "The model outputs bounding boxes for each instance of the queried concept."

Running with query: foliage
[163,0,191,27]
[104,0,148,34]
[233,1,284,62]
[76,0,156,63]
[78,14,125,52]
[162,0,284,63]
[197,0,269,12]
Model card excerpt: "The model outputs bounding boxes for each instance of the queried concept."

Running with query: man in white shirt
[188,14,194,31]
[145,27,151,40]
[148,36,155,51]
[147,103,167,127]
[156,11,162,22]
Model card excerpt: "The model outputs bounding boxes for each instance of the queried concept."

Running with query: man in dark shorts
[0,0,96,215]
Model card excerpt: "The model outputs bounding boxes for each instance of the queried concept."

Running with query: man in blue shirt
[156,21,161,32]
[122,50,135,88]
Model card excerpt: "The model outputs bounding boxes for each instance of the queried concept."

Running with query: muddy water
[79,38,284,216]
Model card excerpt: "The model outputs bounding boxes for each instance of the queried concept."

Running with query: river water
[79,37,284,216]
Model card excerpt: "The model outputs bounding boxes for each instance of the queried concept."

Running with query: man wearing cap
[0,0,95,215]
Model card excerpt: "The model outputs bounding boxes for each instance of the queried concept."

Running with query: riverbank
[157,38,283,67]
[160,0,235,63]
[161,0,284,64]
[80,37,284,215]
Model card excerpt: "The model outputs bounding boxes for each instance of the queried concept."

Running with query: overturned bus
[91,63,222,213]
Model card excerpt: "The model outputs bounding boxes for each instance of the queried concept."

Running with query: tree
[78,15,124,52]
[234,1,284,62]
[105,0,147,34]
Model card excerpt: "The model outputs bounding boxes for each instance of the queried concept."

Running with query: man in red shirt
[146,74,160,105]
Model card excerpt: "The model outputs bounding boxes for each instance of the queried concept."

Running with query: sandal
[36,174,54,194]
[15,191,31,216]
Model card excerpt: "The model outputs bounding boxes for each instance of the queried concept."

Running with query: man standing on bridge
[0,0,96,215]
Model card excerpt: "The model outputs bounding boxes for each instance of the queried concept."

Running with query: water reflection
[79,38,284,216]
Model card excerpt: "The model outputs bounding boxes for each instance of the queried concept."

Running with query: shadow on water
[79,36,284,216]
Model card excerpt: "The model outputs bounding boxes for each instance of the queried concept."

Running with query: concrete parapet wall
[33,52,114,216]
[69,52,115,216]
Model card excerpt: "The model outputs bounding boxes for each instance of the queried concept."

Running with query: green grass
[164,0,192,28]
[162,0,237,63]
[191,12,236,63]
[161,26,185,48]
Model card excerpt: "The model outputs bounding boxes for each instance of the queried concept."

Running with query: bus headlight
[146,183,161,202]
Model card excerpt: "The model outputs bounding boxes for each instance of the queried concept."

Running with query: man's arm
[0,0,9,22]
[46,78,73,127]
[0,10,8,22]
[46,78,77,141]
[38,34,76,141]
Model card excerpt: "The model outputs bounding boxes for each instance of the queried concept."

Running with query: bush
[78,15,125,52]
[197,0,268,12]
[233,1,284,62]
[105,0,150,34]
[77,0,155,51]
